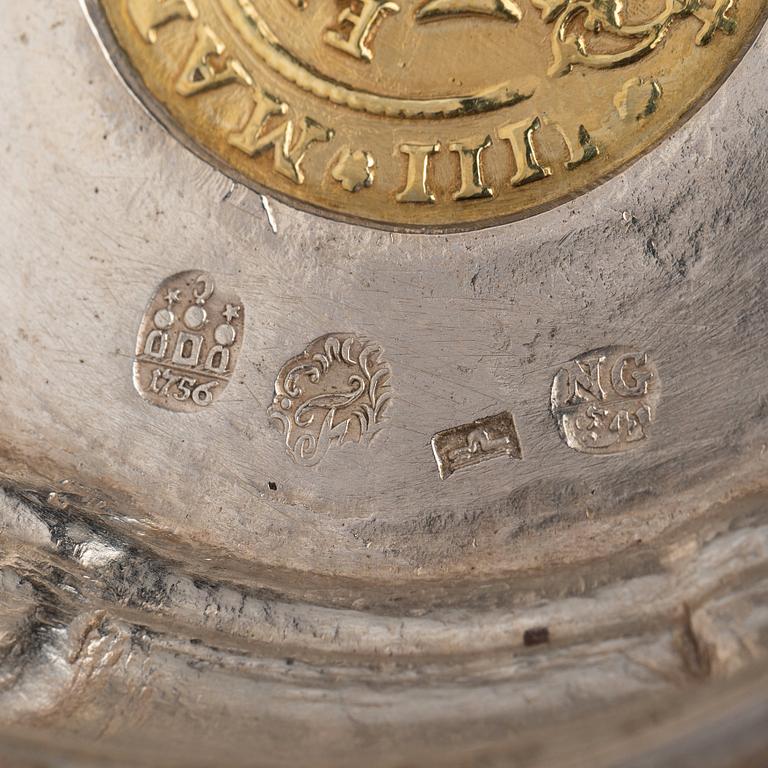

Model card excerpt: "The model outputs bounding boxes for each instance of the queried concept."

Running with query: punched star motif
[223,304,241,323]
[164,289,181,307]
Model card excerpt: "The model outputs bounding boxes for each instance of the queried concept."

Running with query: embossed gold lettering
[396,142,441,203]
[96,0,758,230]
[323,0,401,61]
[557,123,599,170]
[176,25,250,97]
[229,88,334,184]
[128,0,198,43]
[449,135,494,201]
[497,117,551,186]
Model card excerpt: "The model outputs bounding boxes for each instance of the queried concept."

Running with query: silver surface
[1,1,768,765]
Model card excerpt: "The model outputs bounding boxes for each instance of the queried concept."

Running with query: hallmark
[550,346,659,454]
[432,411,522,479]
[269,334,392,466]
[133,271,244,411]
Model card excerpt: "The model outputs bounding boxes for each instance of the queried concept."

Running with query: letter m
[228,88,333,184]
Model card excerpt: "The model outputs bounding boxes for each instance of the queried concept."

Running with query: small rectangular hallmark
[431,411,522,480]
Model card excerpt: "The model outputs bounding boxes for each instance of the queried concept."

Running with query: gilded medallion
[84,0,766,230]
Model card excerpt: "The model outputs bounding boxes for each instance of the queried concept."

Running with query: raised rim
[80,0,768,235]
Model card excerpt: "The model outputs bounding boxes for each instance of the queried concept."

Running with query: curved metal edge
[79,0,768,235]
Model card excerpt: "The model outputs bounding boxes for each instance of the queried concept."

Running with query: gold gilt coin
[85,0,766,231]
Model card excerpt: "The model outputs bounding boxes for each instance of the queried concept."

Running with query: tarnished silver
[133,270,245,411]
[1,1,768,766]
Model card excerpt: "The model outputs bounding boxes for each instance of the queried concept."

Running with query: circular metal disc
[82,0,767,231]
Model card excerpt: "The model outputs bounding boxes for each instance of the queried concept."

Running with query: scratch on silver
[259,194,278,233]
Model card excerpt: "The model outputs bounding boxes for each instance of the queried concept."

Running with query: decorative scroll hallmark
[269,334,392,466]
[551,346,659,454]
[534,0,736,76]
[432,411,522,479]
[133,271,244,412]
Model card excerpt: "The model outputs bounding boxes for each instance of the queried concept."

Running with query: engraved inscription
[432,411,522,479]
[133,271,244,412]
[551,346,659,454]
[269,334,392,466]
